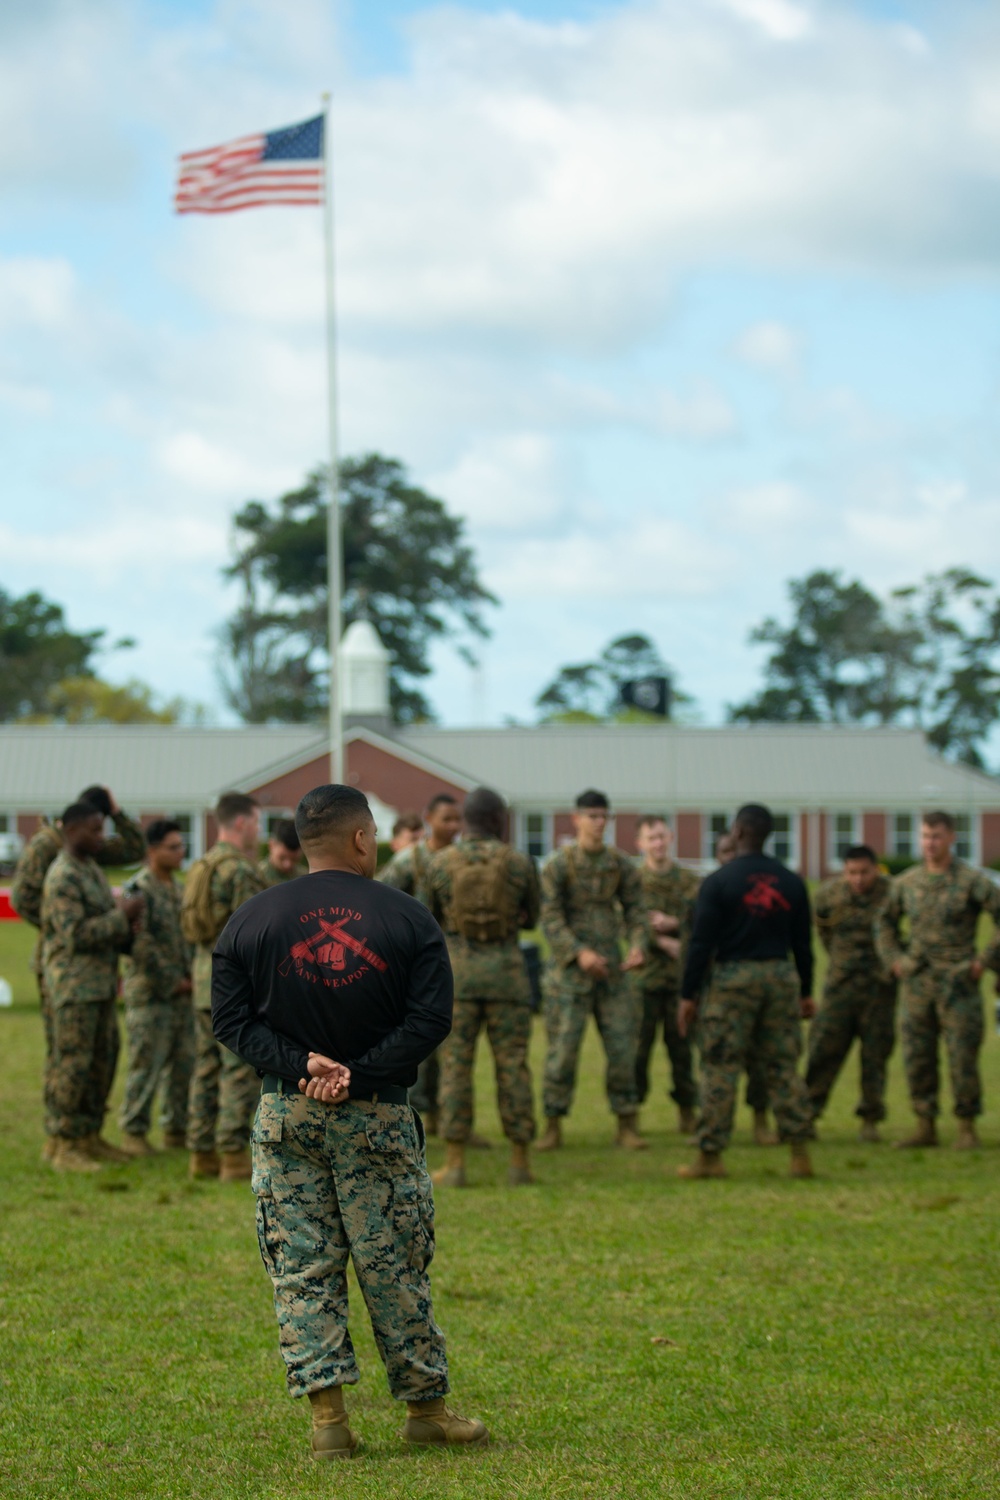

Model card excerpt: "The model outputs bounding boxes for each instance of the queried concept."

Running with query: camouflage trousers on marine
[805,978,896,1122]
[696,959,812,1154]
[187,1008,259,1154]
[745,1050,770,1114]
[251,1087,449,1401]
[635,985,697,1109]
[120,1002,196,1138]
[410,1051,440,1118]
[38,974,58,1138]
[438,999,535,1144]
[900,967,984,1120]
[542,970,640,1118]
[49,997,120,1140]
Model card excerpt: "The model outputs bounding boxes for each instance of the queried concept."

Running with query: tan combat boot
[858,1121,881,1144]
[403,1396,488,1447]
[41,1136,57,1163]
[219,1149,252,1182]
[189,1150,221,1179]
[508,1142,534,1186]
[308,1386,358,1460]
[953,1120,980,1150]
[894,1118,938,1149]
[536,1118,562,1152]
[432,1142,467,1188]
[678,1106,697,1136]
[789,1143,814,1178]
[616,1113,650,1150]
[678,1150,726,1180]
[119,1133,157,1157]
[162,1132,187,1149]
[52,1137,102,1173]
[753,1111,779,1146]
[85,1134,131,1163]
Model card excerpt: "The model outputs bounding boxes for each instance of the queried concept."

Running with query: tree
[219,454,497,724]
[0,588,103,720]
[19,676,199,726]
[730,568,1000,766]
[535,633,692,722]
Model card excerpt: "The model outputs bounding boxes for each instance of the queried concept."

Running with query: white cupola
[339,619,390,716]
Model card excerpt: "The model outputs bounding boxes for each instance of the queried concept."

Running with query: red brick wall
[246,754,331,813]
[799,813,810,878]
[17,813,43,841]
[863,812,887,857]
[817,812,828,878]
[981,813,1000,866]
[615,812,639,853]
[553,813,575,847]
[344,740,467,816]
[676,812,701,861]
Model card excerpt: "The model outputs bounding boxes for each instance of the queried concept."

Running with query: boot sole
[403,1431,489,1447]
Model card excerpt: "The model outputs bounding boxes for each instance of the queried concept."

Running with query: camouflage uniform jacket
[123,866,192,1006]
[40,851,132,1006]
[378,841,433,905]
[814,873,892,983]
[189,841,266,1009]
[875,860,1000,980]
[12,812,145,970]
[636,862,701,994]
[257,857,302,888]
[541,843,647,973]
[427,837,541,1003]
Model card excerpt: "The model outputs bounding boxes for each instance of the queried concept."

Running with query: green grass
[1,925,999,1498]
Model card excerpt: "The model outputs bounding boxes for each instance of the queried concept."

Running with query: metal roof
[396,724,1000,810]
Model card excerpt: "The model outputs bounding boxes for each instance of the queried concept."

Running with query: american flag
[175,114,324,215]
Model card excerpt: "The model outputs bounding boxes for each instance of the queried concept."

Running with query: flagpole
[321,92,344,784]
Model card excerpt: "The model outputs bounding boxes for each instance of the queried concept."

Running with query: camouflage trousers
[50,997,120,1140]
[120,1002,196,1138]
[38,974,58,1138]
[410,1050,440,1118]
[439,999,535,1144]
[744,1051,770,1114]
[251,1087,448,1400]
[697,959,812,1154]
[188,1009,259,1154]
[635,985,697,1109]
[900,967,984,1120]
[542,970,640,1118]
[805,978,896,1122]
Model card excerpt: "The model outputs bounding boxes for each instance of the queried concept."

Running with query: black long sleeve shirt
[681,853,814,1000]
[211,870,453,1092]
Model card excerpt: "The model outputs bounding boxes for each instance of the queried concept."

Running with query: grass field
[1,921,998,1498]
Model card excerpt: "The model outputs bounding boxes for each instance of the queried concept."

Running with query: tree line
[3,454,999,768]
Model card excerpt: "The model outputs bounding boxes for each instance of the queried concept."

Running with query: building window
[0,814,7,833]
[265,811,294,837]
[704,811,732,860]
[830,812,859,866]
[519,812,552,860]
[892,813,914,858]
[765,813,796,866]
[953,813,974,862]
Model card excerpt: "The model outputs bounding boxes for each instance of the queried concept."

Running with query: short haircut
[733,803,774,846]
[922,809,955,832]
[215,792,259,826]
[78,785,112,818]
[271,818,300,852]
[843,844,877,864]
[146,819,182,848]
[392,812,424,838]
[295,784,373,845]
[463,786,506,837]
[426,793,459,815]
[62,801,102,829]
[637,814,668,832]
[576,789,610,810]
[714,830,735,853]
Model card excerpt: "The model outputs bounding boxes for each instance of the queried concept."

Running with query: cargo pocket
[363,1110,432,1267]
[392,1172,435,1273]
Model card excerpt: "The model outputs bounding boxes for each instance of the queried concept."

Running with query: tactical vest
[447,844,517,943]
[180,844,246,946]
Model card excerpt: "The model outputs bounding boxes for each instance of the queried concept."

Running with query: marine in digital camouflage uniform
[632,816,700,1131]
[875,811,1000,1148]
[538,790,648,1149]
[806,846,896,1139]
[11,790,144,1143]
[258,818,304,888]
[119,821,194,1150]
[40,803,143,1171]
[182,794,266,1178]
[379,795,461,1128]
[426,788,541,1186]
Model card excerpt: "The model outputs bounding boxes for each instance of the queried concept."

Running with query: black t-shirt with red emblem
[682,852,814,999]
[211,870,453,1091]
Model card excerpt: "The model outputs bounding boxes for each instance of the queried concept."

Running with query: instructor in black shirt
[676,802,816,1181]
[212,784,488,1459]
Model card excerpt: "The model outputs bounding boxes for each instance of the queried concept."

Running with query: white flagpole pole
[321,92,344,784]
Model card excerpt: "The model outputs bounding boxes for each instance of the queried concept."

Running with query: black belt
[261,1073,408,1105]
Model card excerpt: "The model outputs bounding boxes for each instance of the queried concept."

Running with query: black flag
[620,675,671,718]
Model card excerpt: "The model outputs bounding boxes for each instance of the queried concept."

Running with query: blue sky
[3,0,1000,735]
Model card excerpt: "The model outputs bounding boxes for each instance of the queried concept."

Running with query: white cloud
[0,257,75,331]
[734,321,802,373]
[655,381,737,439]
[717,0,811,42]
[427,434,566,531]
